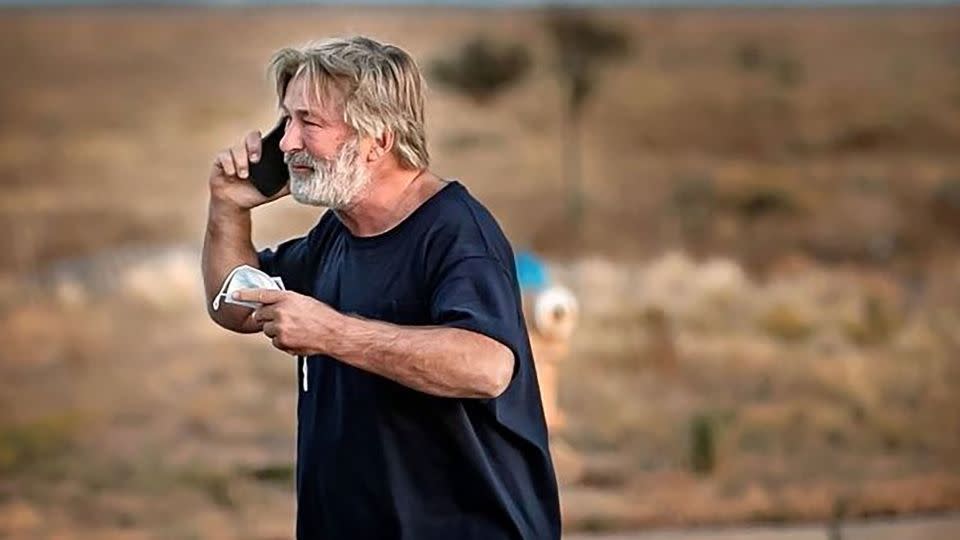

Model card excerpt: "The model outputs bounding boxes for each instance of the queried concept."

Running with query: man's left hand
[233,289,343,356]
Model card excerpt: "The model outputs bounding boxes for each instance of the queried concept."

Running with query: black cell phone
[249,119,289,197]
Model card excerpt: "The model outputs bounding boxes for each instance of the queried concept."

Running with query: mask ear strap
[212,265,244,311]
[300,356,308,392]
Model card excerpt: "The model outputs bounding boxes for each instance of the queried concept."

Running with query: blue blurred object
[515,251,549,292]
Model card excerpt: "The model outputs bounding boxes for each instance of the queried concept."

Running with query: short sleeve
[257,235,310,294]
[430,255,525,380]
[429,254,551,452]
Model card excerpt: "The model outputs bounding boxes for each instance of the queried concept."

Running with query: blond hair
[269,36,429,170]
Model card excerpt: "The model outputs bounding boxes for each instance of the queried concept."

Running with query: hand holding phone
[249,119,290,197]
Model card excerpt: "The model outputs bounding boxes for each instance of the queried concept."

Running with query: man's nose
[279,121,302,154]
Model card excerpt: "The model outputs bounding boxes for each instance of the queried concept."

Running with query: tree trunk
[563,105,584,229]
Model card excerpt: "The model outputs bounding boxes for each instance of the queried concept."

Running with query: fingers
[233,288,286,304]
[215,150,236,177]
[214,131,261,180]
[262,321,278,338]
[259,315,286,351]
[252,305,277,323]
[230,144,249,179]
[245,131,262,164]
[232,130,264,178]
[272,336,295,354]
[269,334,299,355]
[264,323,297,355]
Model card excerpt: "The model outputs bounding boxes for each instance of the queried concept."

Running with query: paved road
[567,513,960,540]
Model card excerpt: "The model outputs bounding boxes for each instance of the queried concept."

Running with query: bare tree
[545,12,630,226]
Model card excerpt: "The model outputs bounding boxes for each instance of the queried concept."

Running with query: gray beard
[286,138,371,209]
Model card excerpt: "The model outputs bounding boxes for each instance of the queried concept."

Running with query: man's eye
[304,120,322,127]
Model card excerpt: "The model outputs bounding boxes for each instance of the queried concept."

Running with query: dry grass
[554,254,960,530]
[1,5,959,538]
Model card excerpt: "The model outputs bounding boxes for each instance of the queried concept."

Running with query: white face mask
[211,264,285,311]
[212,265,308,392]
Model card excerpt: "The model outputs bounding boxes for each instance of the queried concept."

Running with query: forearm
[327,316,514,399]
[201,198,260,333]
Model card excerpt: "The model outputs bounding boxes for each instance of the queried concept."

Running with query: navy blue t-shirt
[257,181,560,540]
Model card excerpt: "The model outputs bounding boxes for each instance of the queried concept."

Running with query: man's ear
[367,130,395,163]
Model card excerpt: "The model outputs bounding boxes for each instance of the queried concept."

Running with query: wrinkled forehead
[282,68,348,118]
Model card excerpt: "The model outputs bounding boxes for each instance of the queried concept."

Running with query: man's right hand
[209,130,289,210]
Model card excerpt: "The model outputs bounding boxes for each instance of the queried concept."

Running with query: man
[201,36,560,539]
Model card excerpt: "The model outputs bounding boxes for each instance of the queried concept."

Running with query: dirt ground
[568,513,960,540]
[1,6,959,538]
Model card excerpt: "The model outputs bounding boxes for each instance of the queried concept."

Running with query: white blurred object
[533,285,579,340]
[212,264,284,311]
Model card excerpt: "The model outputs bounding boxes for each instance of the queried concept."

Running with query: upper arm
[429,255,526,386]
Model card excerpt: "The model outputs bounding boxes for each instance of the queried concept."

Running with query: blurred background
[1,1,959,538]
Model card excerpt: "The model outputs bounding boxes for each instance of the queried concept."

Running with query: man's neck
[334,168,446,237]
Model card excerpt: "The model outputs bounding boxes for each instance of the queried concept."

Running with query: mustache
[284,151,320,167]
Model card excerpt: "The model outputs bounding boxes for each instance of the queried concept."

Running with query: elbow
[478,348,514,399]
[206,303,260,334]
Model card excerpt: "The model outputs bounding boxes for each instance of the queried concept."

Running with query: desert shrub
[0,414,79,474]
[729,185,797,220]
[672,175,717,209]
[735,41,804,87]
[689,413,717,475]
[760,303,816,342]
[828,120,915,152]
[929,177,960,233]
[429,37,531,104]
[931,177,960,210]
[843,294,901,346]
[774,57,805,87]
[736,42,766,71]
[178,468,234,508]
[243,463,294,486]
[672,175,717,241]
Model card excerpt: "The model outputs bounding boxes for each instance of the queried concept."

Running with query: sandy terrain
[1,6,959,538]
